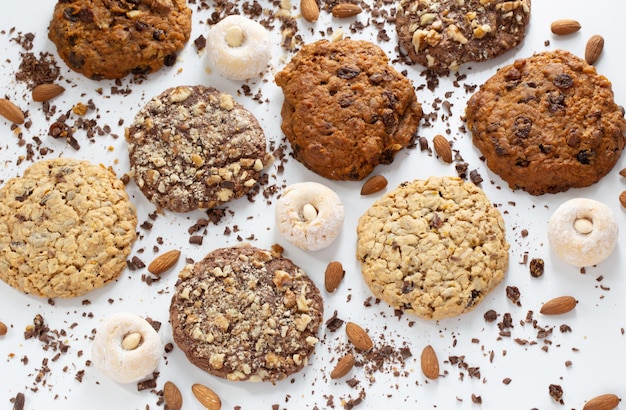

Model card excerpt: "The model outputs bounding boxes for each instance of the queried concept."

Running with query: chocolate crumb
[549,384,564,404]
[529,258,544,277]
[11,392,25,410]
[484,309,498,322]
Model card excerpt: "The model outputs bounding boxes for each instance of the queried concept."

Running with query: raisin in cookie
[396,0,531,73]
[126,85,273,213]
[275,39,423,181]
[48,0,192,80]
[466,49,626,195]
[170,245,323,382]
[356,176,509,320]
[0,158,137,298]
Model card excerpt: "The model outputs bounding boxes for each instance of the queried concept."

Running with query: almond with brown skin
[0,320,7,336]
[585,35,604,65]
[324,261,345,293]
[148,249,181,275]
[330,353,355,379]
[345,322,373,351]
[433,134,453,163]
[619,191,626,209]
[32,83,65,102]
[300,0,319,22]
[540,295,577,315]
[360,175,387,195]
[420,344,439,380]
[331,3,362,18]
[583,393,620,410]
[0,99,25,124]
[192,383,221,410]
[550,19,581,35]
[163,381,183,410]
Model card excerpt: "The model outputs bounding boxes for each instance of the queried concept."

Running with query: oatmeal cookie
[466,49,626,195]
[126,85,273,213]
[169,245,323,382]
[0,158,137,298]
[356,176,509,320]
[275,39,423,180]
[396,0,531,73]
[48,0,192,80]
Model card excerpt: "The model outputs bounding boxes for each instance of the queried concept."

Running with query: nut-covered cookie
[356,176,509,320]
[0,158,137,298]
[396,0,531,73]
[275,39,423,180]
[126,85,273,213]
[48,0,192,80]
[466,49,626,195]
[169,245,323,382]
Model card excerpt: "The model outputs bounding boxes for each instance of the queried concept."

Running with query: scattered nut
[420,344,440,380]
[32,83,65,102]
[550,19,581,35]
[585,34,604,65]
[583,393,620,410]
[163,381,183,410]
[360,175,388,195]
[148,250,181,275]
[433,134,453,163]
[300,0,320,22]
[330,353,355,379]
[0,98,25,124]
[0,321,7,336]
[345,322,373,351]
[324,261,345,293]
[540,295,577,315]
[331,3,362,18]
[192,383,222,410]
[619,191,626,209]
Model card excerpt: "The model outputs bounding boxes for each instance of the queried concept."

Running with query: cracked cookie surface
[356,176,509,320]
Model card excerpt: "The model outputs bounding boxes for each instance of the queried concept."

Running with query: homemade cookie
[356,176,509,320]
[0,158,137,298]
[48,0,192,79]
[396,0,531,73]
[126,85,273,213]
[275,38,423,180]
[466,49,626,195]
[170,245,323,382]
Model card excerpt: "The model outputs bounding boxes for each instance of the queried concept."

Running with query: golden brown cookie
[48,0,192,80]
[275,38,423,180]
[356,176,509,320]
[466,49,626,195]
[0,158,137,298]
[169,245,324,382]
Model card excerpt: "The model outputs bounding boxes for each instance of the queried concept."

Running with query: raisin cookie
[275,38,423,180]
[170,245,323,382]
[356,176,509,320]
[0,158,137,298]
[466,49,626,195]
[396,0,531,73]
[48,0,192,80]
[126,85,273,213]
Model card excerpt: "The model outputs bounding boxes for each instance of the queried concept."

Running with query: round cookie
[547,198,618,267]
[126,85,274,213]
[0,158,137,298]
[275,38,423,181]
[356,176,509,320]
[466,49,626,195]
[169,245,323,382]
[48,0,192,80]
[396,0,531,73]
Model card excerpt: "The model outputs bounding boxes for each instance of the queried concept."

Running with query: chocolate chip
[576,149,595,164]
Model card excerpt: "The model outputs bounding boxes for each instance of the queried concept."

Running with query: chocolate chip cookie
[48,0,192,80]
[356,176,509,320]
[0,158,137,298]
[275,38,423,180]
[126,85,273,213]
[466,49,626,195]
[169,245,324,382]
[396,0,531,73]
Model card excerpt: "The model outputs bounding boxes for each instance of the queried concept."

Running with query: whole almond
[0,99,25,124]
[420,344,439,380]
[619,191,626,209]
[0,320,7,336]
[585,35,604,65]
[433,134,453,163]
[163,381,183,410]
[360,175,388,195]
[345,322,373,351]
[192,383,221,410]
[550,19,581,35]
[331,3,362,18]
[583,393,620,410]
[300,0,319,22]
[324,261,345,293]
[32,83,65,102]
[540,295,577,315]
[148,249,181,275]
[619,167,626,178]
[330,353,355,379]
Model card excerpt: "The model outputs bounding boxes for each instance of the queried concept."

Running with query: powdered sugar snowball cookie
[547,198,618,267]
[275,182,344,251]
[91,312,163,384]
[207,15,271,80]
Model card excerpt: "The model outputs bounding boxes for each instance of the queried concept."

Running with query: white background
[1,1,625,409]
